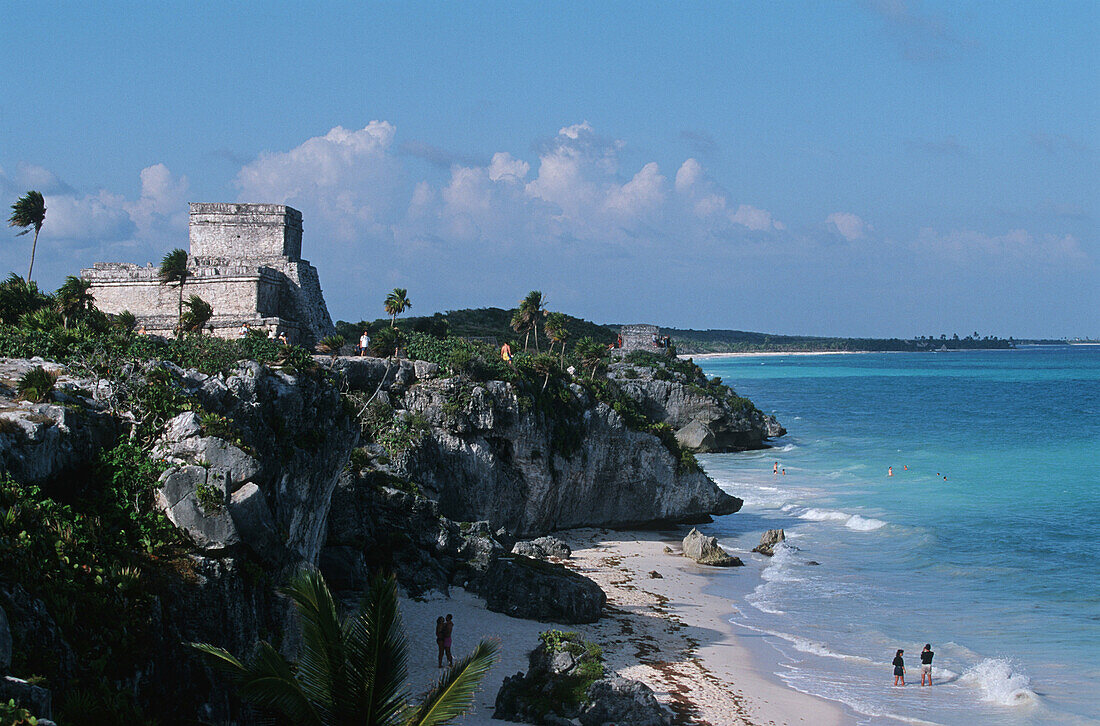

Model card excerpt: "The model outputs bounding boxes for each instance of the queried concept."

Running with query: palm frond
[158,248,189,284]
[405,639,499,726]
[191,641,323,726]
[8,191,45,233]
[280,568,345,722]
[345,573,410,726]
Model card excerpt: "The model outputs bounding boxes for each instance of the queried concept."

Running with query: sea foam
[960,658,1038,706]
[797,507,887,531]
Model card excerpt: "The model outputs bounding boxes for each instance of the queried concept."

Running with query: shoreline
[399,528,845,725]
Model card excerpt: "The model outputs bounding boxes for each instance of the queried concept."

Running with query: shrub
[16,366,57,403]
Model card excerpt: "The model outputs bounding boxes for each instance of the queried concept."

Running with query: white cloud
[488,152,529,183]
[915,227,1087,265]
[827,211,872,240]
[731,204,785,232]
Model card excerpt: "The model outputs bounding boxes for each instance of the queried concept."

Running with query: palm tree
[520,291,547,352]
[56,275,96,329]
[544,312,569,365]
[193,570,498,726]
[384,289,412,328]
[179,294,214,334]
[158,248,189,337]
[574,337,607,380]
[316,334,346,362]
[8,191,46,283]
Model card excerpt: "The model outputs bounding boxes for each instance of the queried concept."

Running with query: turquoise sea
[695,346,1100,725]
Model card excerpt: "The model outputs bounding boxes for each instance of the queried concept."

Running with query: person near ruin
[920,644,934,686]
[616,334,623,348]
[501,342,513,365]
[137,325,147,336]
[441,614,454,667]
[277,332,288,346]
[268,328,277,340]
[893,649,906,686]
[652,333,660,347]
[239,323,250,337]
[358,330,370,356]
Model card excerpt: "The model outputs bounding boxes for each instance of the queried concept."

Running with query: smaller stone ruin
[616,324,673,356]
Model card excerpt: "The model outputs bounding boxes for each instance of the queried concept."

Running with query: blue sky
[2,1,1096,337]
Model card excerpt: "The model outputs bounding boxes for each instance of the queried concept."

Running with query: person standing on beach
[920,644,934,686]
[435,616,446,668]
[893,649,906,686]
[441,614,454,667]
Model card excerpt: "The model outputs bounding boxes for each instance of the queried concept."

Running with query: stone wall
[81,203,336,347]
[618,324,661,353]
[189,203,303,261]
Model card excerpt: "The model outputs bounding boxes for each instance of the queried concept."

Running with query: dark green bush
[16,366,57,403]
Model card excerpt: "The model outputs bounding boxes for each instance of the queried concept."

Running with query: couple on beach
[435,614,454,668]
[893,644,934,687]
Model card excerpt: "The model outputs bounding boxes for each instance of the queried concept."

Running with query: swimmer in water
[782,468,787,476]
[904,465,908,471]
[888,466,893,477]
[774,462,779,475]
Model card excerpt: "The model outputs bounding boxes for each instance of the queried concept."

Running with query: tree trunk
[26,228,39,283]
[391,313,396,328]
[524,329,530,352]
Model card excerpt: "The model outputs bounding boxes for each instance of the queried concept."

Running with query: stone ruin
[81,203,335,346]
[616,324,672,355]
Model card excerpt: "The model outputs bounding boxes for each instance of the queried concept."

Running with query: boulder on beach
[752,528,786,557]
[580,677,674,726]
[512,535,572,559]
[682,528,743,567]
[483,555,606,623]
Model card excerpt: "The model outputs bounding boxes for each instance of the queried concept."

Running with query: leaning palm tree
[56,275,96,329]
[510,308,533,352]
[8,191,46,283]
[384,288,412,328]
[192,570,498,726]
[519,291,547,352]
[544,312,569,365]
[179,294,214,334]
[158,248,189,337]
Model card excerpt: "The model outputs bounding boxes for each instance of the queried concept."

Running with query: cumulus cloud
[827,212,872,240]
[915,227,1087,265]
[674,158,785,231]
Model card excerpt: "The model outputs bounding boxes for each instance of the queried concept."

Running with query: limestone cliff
[607,353,785,452]
[331,356,742,538]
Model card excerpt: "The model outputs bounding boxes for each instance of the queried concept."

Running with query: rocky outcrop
[0,358,119,483]
[607,356,784,452]
[495,632,672,726]
[322,473,511,597]
[393,378,740,536]
[152,361,358,565]
[580,678,673,726]
[682,528,743,567]
[752,528,785,556]
[483,555,606,623]
[513,536,572,559]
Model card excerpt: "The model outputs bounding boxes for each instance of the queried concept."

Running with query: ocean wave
[959,658,1038,706]
[797,507,887,531]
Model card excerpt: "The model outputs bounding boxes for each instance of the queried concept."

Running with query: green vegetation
[316,334,346,360]
[0,698,41,725]
[15,366,57,403]
[667,327,1014,353]
[518,630,605,717]
[179,294,213,334]
[0,442,181,723]
[336,307,616,351]
[8,190,46,283]
[192,570,499,726]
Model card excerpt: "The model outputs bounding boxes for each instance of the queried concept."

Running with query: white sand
[399,528,845,725]
[682,351,867,359]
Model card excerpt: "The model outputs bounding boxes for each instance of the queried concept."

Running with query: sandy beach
[682,351,868,360]
[399,528,845,726]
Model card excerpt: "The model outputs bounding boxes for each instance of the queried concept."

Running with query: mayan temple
[81,203,335,346]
